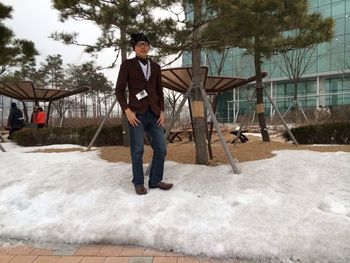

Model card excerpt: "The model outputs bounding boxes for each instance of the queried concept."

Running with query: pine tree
[158,0,219,164]
[52,0,186,146]
[205,0,334,141]
[0,2,38,76]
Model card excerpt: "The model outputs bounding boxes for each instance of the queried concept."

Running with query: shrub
[12,125,123,147]
[76,125,123,146]
[283,122,350,144]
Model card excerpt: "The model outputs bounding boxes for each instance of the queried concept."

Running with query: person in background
[7,102,24,139]
[115,32,173,195]
[30,106,38,128]
[36,107,46,128]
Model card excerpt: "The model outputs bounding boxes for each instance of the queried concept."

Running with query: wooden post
[0,133,6,152]
[87,98,118,151]
[0,143,5,152]
[263,86,299,145]
[46,102,51,126]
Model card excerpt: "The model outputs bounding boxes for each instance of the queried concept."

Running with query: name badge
[136,90,148,100]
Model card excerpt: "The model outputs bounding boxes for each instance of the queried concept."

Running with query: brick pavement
[0,244,250,263]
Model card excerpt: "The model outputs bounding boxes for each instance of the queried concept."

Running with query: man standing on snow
[115,32,173,195]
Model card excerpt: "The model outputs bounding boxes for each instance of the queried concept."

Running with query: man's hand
[157,111,165,127]
[125,108,140,126]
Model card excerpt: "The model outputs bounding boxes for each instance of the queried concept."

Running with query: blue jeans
[128,108,167,187]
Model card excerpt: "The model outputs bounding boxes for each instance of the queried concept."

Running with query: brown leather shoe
[134,185,147,195]
[149,182,173,190]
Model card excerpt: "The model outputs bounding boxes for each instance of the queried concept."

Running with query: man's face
[134,41,149,58]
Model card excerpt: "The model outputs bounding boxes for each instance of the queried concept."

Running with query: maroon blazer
[115,57,164,116]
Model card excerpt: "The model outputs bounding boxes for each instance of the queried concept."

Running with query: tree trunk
[83,94,87,117]
[254,49,270,142]
[74,95,77,117]
[92,95,97,117]
[293,79,299,123]
[80,94,84,118]
[120,27,130,147]
[97,93,101,117]
[104,96,108,116]
[192,0,208,165]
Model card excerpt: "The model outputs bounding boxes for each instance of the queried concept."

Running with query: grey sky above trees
[1,0,117,81]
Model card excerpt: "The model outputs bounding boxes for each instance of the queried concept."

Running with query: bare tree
[275,46,318,123]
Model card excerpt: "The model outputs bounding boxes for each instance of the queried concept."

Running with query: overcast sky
[2,0,118,81]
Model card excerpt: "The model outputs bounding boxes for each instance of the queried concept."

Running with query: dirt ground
[98,131,350,165]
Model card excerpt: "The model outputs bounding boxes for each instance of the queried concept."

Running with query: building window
[334,17,345,35]
[319,3,332,17]
[318,53,331,71]
[309,0,319,9]
[332,1,345,20]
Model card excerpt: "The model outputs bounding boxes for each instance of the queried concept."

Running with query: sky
[0,140,350,262]
[2,0,118,82]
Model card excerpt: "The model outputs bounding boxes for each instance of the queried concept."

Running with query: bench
[187,129,193,141]
[230,129,249,143]
[187,128,218,142]
[167,130,184,143]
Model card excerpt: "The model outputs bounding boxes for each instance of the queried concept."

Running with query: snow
[0,142,349,262]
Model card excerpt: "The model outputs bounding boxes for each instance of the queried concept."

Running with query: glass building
[184,0,350,123]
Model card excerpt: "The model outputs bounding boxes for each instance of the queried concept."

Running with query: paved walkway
[0,244,249,263]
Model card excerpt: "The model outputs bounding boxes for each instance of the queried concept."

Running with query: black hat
[11,102,17,108]
[130,33,149,49]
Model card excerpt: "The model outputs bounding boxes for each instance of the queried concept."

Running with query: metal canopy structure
[159,67,297,166]
[161,66,266,162]
[155,66,251,174]
[158,66,265,174]
[161,66,265,94]
[0,80,90,130]
[0,81,89,102]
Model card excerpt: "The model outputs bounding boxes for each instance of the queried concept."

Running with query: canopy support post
[263,86,299,145]
[234,88,256,146]
[87,98,118,151]
[0,133,6,152]
[200,83,240,174]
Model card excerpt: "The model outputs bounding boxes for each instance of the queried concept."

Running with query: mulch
[98,132,350,165]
